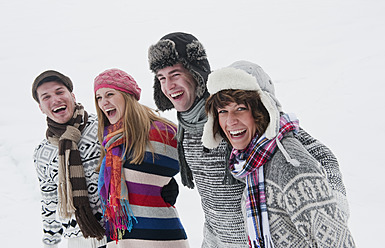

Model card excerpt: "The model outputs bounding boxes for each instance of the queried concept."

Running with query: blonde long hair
[95,91,176,169]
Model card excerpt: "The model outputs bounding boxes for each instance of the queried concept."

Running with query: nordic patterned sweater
[182,126,349,247]
[264,133,356,247]
[104,121,189,248]
[33,114,104,246]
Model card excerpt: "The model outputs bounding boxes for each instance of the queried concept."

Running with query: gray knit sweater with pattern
[182,125,350,247]
[265,133,355,247]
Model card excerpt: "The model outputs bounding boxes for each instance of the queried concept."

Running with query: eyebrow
[39,86,65,98]
[156,68,183,78]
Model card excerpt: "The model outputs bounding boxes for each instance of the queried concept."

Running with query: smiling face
[156,64,197,112]
[95,88,126,125]
[37,81,76,124]
[217,102,257,150]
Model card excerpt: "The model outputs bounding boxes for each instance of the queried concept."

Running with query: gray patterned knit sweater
[265,134,355,247]
[182,126,350,247]
[33,114,104,246]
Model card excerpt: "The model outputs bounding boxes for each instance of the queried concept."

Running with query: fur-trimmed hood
[202,61,281,149]
[148,32,211,111]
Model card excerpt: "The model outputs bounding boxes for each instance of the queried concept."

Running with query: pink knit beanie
[94,68,141,101]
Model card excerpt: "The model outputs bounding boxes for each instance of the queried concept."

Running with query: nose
[164,77,176,91]
[98,97,108,109]
[51,94,61,104]
[226,112,238,126]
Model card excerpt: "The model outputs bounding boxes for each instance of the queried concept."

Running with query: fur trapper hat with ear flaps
[148,32,211,111]
[201,61,281,149]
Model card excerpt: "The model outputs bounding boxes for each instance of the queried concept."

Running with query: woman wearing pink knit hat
[94,68,189,247]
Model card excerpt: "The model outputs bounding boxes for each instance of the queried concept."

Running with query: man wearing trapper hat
[148,32,349,247]
[148,32,249,247]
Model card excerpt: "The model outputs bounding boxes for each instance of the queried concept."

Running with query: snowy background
[1,0,384,247]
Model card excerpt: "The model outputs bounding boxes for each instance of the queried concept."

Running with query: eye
[157,76,165,83]
[96,96,102,101]
[237,107,247,111]
[218,109,227,114]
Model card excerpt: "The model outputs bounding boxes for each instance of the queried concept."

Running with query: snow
[1,0,384,247]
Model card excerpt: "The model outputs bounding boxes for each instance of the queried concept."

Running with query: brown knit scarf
[46,103,105,240]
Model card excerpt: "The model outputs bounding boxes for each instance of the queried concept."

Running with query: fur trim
[207,67,259,94]
[202,67,280,148]
[201,113,223,149]
[148,40,179,73]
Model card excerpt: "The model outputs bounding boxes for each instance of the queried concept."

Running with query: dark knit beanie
[32,70,73,102]
[148,32,211,111]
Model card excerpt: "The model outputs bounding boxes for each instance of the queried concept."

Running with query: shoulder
[266,134,324,186]
[150,121,177,146]
[274,134,318,164]
[33,139,56,159]
[80,113,99,140]
[85,113,98,128]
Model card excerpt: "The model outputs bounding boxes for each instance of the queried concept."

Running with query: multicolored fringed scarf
[229,113,299,248]
[46,103,105,240]
[98,120,137,242]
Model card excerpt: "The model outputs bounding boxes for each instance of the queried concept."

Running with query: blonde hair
[95,91,176,170]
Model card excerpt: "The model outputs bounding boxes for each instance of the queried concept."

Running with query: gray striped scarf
[177,96,208,188]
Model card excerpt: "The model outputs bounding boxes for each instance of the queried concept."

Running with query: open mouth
[52,106,67,113]
[170,91,184,99]
[105,108,116,117]
[229,129,246,137]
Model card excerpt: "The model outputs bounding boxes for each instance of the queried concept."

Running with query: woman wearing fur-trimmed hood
[203,62,356,248]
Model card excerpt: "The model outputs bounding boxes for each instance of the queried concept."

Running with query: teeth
[53,106,66,112]
[170,91,183,98]
[229,130,246,135]
[105,108,115,112]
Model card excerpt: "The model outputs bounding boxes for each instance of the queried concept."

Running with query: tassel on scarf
[177,125,194,189]
[98,121,138,243]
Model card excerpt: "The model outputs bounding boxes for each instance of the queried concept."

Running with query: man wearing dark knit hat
[32,70,107,248]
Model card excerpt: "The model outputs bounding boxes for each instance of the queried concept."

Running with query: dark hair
[205,89,270,143]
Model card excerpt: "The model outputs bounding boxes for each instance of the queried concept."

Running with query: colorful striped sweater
[103,121,189,248]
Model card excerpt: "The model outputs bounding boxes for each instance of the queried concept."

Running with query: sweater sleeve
[267,137,355,247]
[295,127,350,218]
[33,143,63,246]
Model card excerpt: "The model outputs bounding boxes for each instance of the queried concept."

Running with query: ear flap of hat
[202,113,223,149]
[257,89,280,139]
[153,77,174,111]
